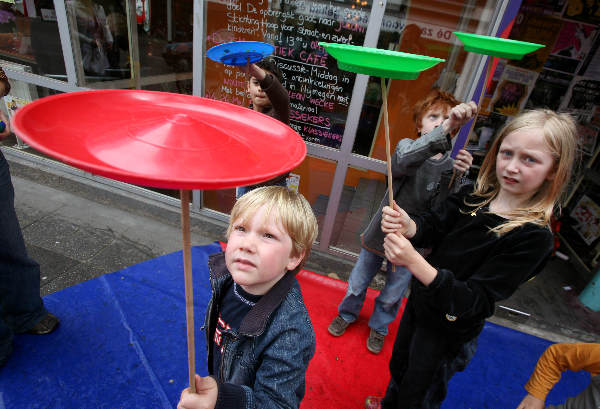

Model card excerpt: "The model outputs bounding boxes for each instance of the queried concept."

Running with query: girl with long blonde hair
[365,109,578,409]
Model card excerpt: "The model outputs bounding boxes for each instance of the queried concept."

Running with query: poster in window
[551,21,597,61]
[570,194,600,245]
[562,0,600,25]
[489,65,538,116]
[564,77,600,114]
[579,40,600,79]
[508,12,562,72]
[577,122,599,156]
[520,0,568,15]
[525,69,572,110]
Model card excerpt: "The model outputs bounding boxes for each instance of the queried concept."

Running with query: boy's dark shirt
[212,281,262,376]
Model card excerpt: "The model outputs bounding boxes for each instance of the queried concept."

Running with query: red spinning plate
[11,90,306,189]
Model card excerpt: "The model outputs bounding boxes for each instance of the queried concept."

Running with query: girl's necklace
[469,203,486,216]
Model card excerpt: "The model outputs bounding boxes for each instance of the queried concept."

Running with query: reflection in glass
[204,0,371,149]
[202,155,335,241]
[0,1,66,80]
[330,166,385,254]
[352,0,493,159]
[0,81,62,152]
[66,0,193,93]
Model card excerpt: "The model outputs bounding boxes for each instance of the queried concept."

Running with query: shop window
[0,0,66,80]
[0,79,62,151]
[202,155,335,242]
[203,0,370,149]
[352,0,492,159]
[67,0,194,91]
[329,165,385,254]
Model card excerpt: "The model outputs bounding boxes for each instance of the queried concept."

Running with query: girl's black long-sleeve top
[408,187,554,342]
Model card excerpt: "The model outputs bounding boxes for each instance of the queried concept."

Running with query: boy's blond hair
[469,109,578,234]
[227,186,318,270]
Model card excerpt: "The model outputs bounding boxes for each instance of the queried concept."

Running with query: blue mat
[444,323,590,408]
[0,242,591,408]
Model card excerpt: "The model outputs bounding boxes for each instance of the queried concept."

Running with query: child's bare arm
[177,375,218,409]
[442,101,477,134]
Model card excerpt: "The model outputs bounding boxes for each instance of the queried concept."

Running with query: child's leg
[383,302,451,408]
[369,264,411,335]
[381,299,416,408]
[337,248,384,323]
[422,337,479,409]
[0,154,47,334]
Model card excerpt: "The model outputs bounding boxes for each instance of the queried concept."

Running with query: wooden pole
[381,77,394,208]
[180,189,196,393]
[381,77,398,272]
[449,59,493,188]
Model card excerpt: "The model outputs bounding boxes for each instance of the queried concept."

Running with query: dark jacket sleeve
[260,74,290,125]
[409,185,469,250]
[361,125,453,254]
[408,187,553,338]
[391,125,452,178]
[418,226,553,322]
[0,67,10,97]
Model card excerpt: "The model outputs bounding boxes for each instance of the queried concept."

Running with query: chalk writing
[206,0,369,148]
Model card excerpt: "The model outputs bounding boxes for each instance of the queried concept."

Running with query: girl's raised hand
[381,201,416,238]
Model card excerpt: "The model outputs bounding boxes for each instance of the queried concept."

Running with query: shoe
[365,396,383,409]
[366,329,385,354]
[27,313,59,335]
[328,315,350,337]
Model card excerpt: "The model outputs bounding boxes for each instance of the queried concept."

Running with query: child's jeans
[337,248,411,335]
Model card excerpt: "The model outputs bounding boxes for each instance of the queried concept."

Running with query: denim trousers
[382,297,478,409]
[0,151,47,359]
[337,248,411,335]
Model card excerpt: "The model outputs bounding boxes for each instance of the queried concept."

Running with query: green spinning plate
[319,42,445,80]
[454,32,544,59]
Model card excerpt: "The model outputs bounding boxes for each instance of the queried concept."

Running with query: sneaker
[26,313,59,335]
[365,396,383,409]
[366,329,385,354]
[328,315,350,337]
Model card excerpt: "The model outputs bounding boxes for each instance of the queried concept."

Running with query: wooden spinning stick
[180,189,196,393]
[380,77,394,208]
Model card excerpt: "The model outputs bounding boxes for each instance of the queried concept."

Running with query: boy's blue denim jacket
[205,252,316,409]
